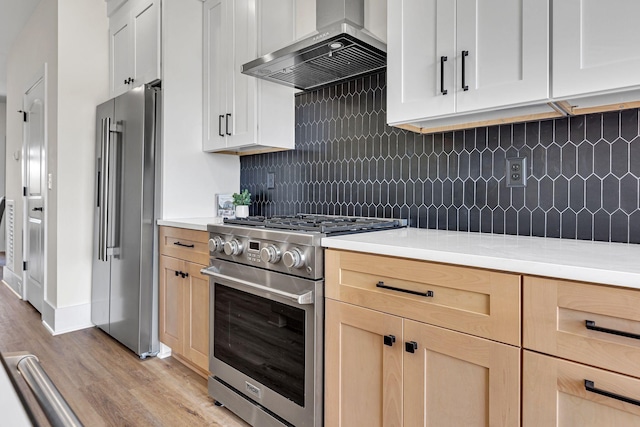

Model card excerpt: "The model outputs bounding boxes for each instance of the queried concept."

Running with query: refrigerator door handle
[99,117,111,262]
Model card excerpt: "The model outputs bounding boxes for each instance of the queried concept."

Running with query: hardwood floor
[0,282,249,427]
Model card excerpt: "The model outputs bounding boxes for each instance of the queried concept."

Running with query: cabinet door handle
[461,50,469,91]
[173,241,195,248]
[124,79,128,84]
[585,320,640,340]
[225,113,232,136]
[440,56,448,95]
[584,380,640,407]
[179,271,189,279]
[383,335,396,347]
[376,281,434,298]
[175,271,180,277]
[218,115,225,137]
[405,341,418,353]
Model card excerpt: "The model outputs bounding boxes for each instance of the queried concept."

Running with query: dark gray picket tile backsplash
[240,71,640,243]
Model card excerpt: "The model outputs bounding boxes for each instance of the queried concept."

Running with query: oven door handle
[200,267,315,305]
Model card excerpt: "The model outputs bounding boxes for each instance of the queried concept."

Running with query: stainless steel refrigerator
[91,83,161,358]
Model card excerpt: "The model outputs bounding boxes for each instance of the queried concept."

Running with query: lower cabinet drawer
[523,350,640,426]
[325,249,521,346]
[159,226,209,265]
[524,276,640,378]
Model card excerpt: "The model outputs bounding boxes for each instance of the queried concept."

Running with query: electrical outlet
[267,172,275,189]
[506,157,527,187]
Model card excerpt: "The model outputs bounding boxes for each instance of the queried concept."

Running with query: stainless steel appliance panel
[204,260,324,427]
[108,86,145,353]
[91,84,160,358]
[91,101,115,332]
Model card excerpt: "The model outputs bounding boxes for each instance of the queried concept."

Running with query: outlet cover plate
[506,157,527,187]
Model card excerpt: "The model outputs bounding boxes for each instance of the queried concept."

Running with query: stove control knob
[223,239,243,256]
[260,245,281,264]
[209,236,225,253]
[283,248,305,269]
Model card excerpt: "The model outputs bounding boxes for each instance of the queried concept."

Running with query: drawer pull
[383,335,396,347]
[376,281,434,298]
[585,380,640,407]
[173,241,195,248]
[585,320,640,340]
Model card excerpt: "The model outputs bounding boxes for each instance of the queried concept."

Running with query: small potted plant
[232,189,251,218]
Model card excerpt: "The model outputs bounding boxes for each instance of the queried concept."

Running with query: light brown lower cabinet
[325,298,521,426]
[523,276,640,426]
[523,350,640,426]
[159,254,209,376]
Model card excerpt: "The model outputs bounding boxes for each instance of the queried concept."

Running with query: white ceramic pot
[235,205,249,218]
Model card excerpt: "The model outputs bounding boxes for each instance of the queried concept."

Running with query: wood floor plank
[0,281,249,427]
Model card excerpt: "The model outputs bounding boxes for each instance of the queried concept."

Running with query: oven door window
[214,284,305,406]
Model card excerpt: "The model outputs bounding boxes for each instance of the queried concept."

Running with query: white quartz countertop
[157,217,221,231]
[322,228,640,289]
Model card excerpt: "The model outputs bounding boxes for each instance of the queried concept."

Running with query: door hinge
[23,261,27,271]
[23,186,27,196]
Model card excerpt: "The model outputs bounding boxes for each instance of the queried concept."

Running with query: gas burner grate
[223,214,405,234]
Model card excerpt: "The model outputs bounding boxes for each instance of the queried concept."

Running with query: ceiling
[0,0,43,98]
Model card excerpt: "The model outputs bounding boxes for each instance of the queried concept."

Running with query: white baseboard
[2,268,22,296]
[42,301,94,336]
[157,342,172,359]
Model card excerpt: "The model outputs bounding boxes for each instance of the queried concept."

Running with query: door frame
[21,64,48,307]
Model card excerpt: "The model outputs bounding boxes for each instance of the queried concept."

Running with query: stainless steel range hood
[242,0,386,91]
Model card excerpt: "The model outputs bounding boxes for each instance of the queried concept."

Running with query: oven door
[201,259,323,427]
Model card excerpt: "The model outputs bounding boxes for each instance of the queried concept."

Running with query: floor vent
[6,200,15,272]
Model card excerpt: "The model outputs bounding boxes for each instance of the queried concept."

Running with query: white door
[386,0,455,124]
[456,0,549,112]
[553,0,640,98]
[23,78,46,313]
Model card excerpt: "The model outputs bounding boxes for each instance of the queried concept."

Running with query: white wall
[0,98,6,250]
[56,0,108,308]
[6,0,108,330]
[161,0,239,219]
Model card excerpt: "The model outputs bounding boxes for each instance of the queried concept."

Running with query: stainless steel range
[201,215,405,427]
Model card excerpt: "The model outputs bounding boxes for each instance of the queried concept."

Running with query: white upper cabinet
[108,0,160,97]
[109,10,133,97]
[203,0,295,154]
[553,0,640,99]
[455,0,549,112]
[131,0,160,87]
[387,0,549,125]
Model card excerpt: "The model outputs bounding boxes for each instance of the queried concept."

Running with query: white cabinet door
[387,0,455,124]
[226,0,257,149]
[553,0,640,99]
[131,0,160,86]
[456,0,548,112]
[387,0,549,126]
[108,0,160,97]
[110,10,132,97]
[203,0,227,151]
[203,0,296,153]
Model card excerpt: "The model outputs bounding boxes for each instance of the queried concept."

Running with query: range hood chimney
[241,0,386,91]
